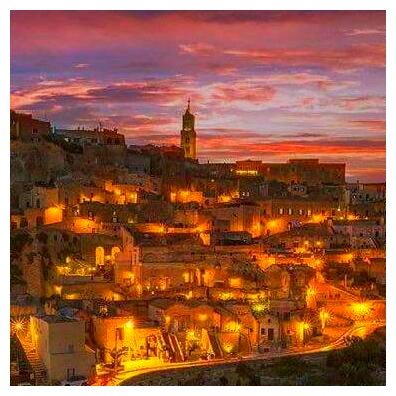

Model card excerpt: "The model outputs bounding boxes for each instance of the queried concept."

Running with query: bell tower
[180,98,197,160]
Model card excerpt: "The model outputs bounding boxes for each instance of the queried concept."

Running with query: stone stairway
[17,334,48,385]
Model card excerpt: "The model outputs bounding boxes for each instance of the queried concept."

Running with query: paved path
[99,319,385,386]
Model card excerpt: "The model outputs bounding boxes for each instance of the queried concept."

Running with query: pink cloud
[223,43,385,70]
[337,96,385,111]
[346,28,385,36]
[210,82,276,104]
[74,63,90,69]
[179,43,216,56]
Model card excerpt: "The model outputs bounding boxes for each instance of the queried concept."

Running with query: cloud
[10,10,386,182]
[74,63,90,69]
[11,76,200,109]
[223,43,385,70]
[179,43,215,56]
[337,96,385,111]
[197,135,385,157]
[348,120,386,132]
[210,82,276,104]
[346,28,385,36]
[10,78,99,109]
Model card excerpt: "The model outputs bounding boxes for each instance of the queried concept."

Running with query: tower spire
[181,98,196,160]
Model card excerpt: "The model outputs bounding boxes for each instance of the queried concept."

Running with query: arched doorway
[111,246,121,262]
[95,246,105,266]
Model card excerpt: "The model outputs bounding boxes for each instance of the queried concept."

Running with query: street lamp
[11,319,25,336]
[299,322,310,344]
[319,309,330,329]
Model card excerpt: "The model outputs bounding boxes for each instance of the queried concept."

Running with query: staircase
[17,334,48,385]
[169,333,184,362]
[208,331,223,358]
[161,331,184,362]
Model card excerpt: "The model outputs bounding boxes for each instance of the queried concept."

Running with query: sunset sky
[10,10,386,182]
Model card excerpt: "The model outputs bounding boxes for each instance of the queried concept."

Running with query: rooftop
[37,315,79,323]
[129,230,201,246]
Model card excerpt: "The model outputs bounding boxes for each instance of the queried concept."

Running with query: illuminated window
[279,208,284,215]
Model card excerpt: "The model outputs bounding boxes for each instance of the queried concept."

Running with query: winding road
[94,319,385,386]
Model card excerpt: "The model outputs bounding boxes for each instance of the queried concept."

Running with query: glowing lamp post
[306,287,316,309]
[319,309,330,329]
[299,322,310,344]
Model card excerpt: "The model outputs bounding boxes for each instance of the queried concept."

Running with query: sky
[10,10,386,182]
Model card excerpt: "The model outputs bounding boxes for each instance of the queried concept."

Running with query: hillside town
[10,102,386,385]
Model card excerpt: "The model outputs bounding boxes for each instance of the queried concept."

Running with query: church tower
[180,98,197,160]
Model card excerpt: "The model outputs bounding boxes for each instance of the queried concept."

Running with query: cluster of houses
[10,107,385,384]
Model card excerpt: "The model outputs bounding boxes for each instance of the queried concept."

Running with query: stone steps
[17,334,49,385]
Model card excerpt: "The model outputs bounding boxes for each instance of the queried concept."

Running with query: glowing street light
[11,319,25,335]
[15,322,23,331]
[352,302,370,319]
[125,320,133,329]
[319,309,330,329]
[299,321,310,343]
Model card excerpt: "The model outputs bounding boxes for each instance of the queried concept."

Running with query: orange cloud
[349,120,386,132]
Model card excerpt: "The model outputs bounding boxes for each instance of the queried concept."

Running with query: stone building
[19,185,59,211]
[10,110,51,142]
[332,219,385,248]
[29,315,95,383]
[262,158,345,186]
[54,126,125,147]
[91,315,160,363]
[269,196,337,222]
[200,158,345,187]
[208,202,263,237]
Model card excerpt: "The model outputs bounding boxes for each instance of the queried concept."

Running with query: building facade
[29,315,95,383]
